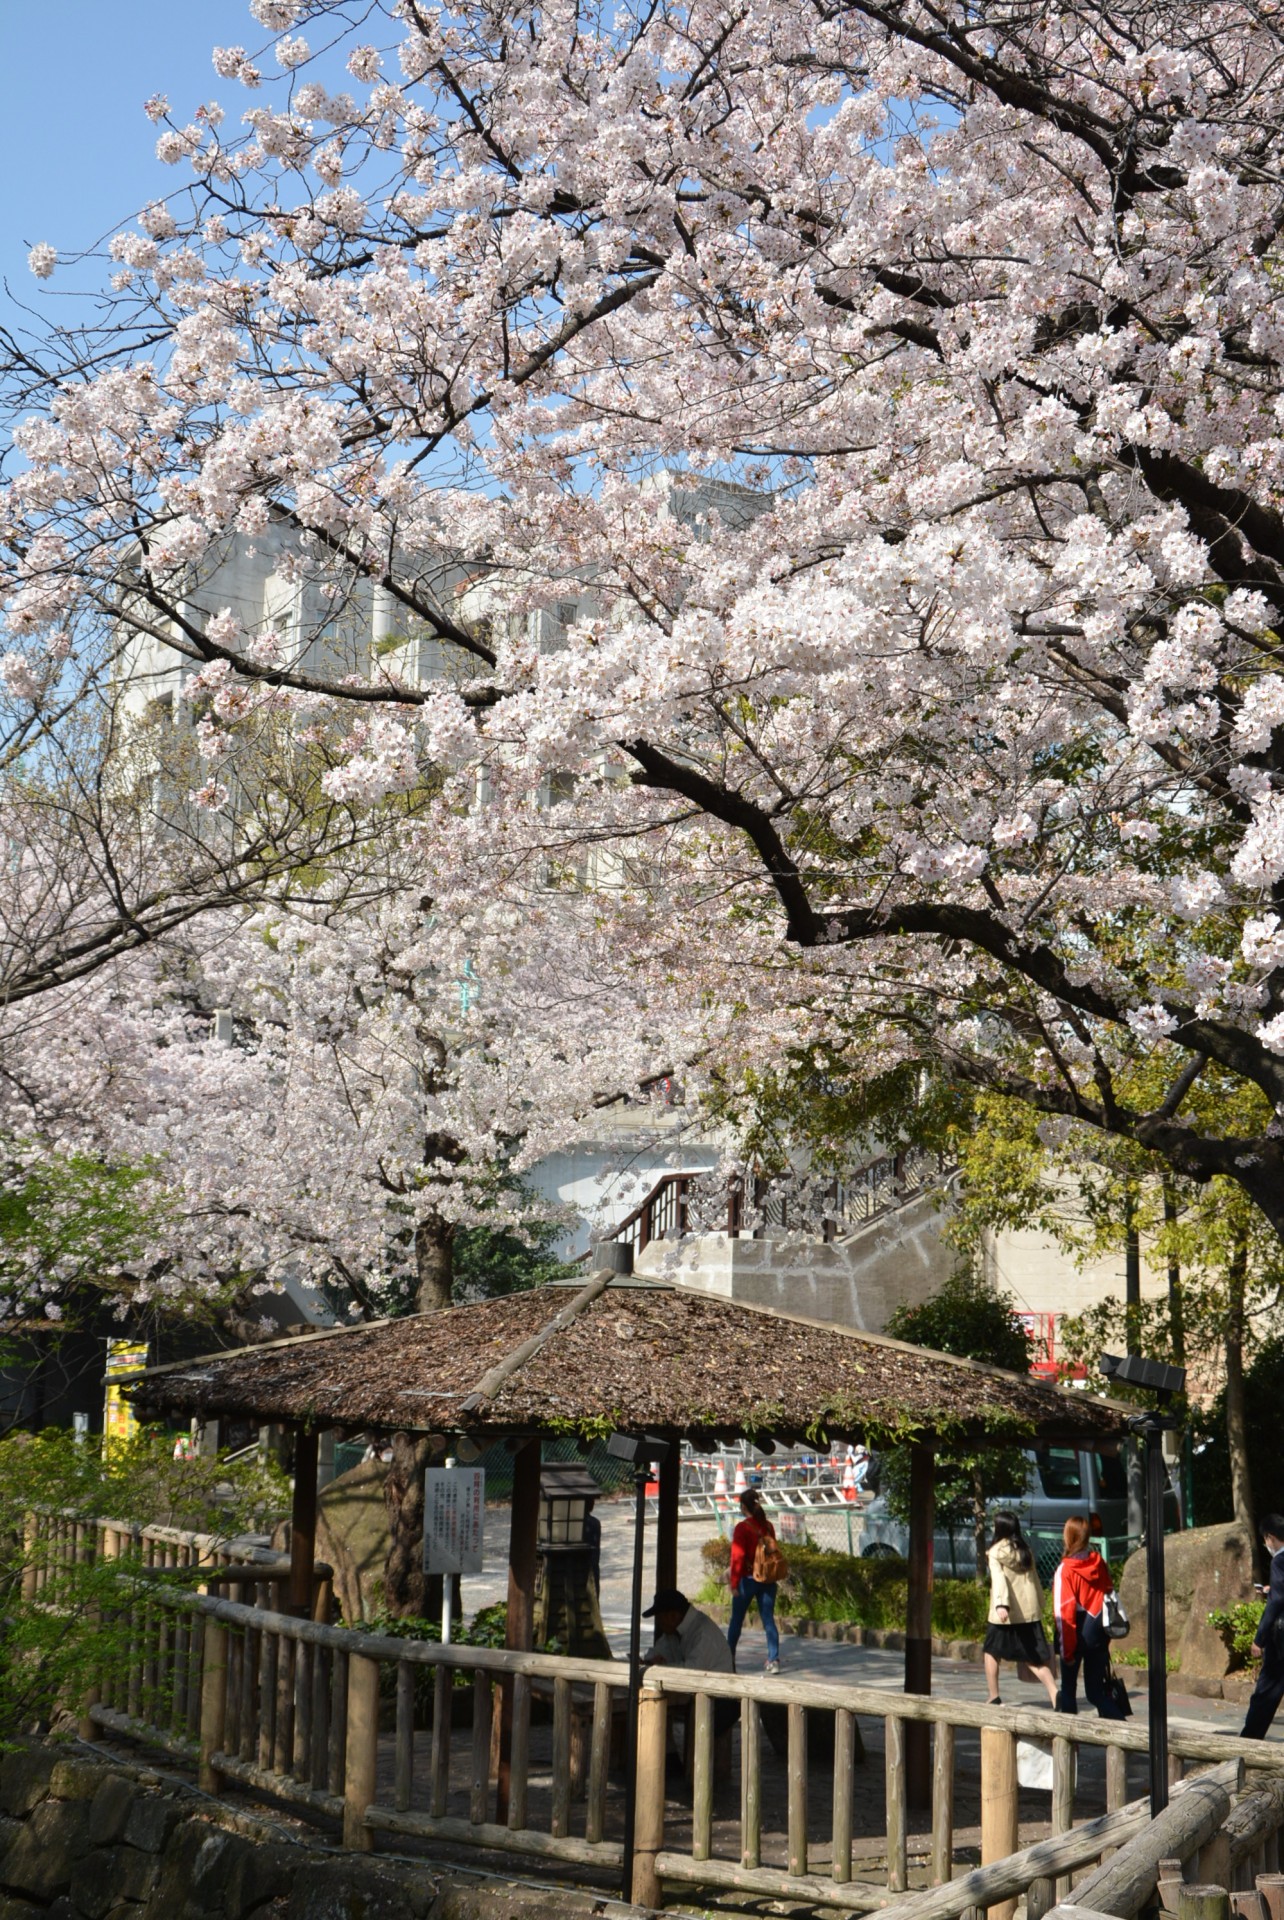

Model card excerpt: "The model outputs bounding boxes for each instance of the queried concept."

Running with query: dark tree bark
[414,1208,455,1314]
[383,1430,432,1617]
[1162,1180,1186,1366]
[1225,1229,1254,1534]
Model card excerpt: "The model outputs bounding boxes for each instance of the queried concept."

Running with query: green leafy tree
[0,1427,287,1738]
[884,1272,1034,1577]
[0,1144,175,1329]
[946,1087,1284,1532]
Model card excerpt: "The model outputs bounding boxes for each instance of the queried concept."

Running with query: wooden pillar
[288,1428,320,1617]
[631,1683,668,1908]
[981,1725,1019,1920]
[198,1619,228,1794]
[905,1442,935,1808]
[655,1438,681,1595]
[496,1437,541,1823]
[343,1652,380,1851]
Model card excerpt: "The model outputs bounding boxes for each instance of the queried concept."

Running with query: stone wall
[635,1190,954,1333]
[0,1745,648,1920]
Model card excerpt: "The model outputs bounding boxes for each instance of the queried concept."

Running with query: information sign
[423,1467,485,1575]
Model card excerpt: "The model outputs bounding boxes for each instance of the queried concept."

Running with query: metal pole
[620,1466,649,1902]
[1144,1419,1169,1813]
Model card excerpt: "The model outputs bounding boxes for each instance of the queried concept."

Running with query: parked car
[857,1445,1179,1578]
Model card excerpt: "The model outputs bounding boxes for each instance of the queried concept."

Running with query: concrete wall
[635,1190,954,1334]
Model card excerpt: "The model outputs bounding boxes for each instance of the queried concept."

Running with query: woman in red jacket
[727,1489,782,1673]
[1052,1515,1128,1718]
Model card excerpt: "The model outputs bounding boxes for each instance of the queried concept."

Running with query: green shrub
[1209,1600,1265,1669]
[0,1427,290,1741]
[366,1603,510,1699]
[699,1536,990,1639]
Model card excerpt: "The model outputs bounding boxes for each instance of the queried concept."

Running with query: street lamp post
[606,1427,670,1904]
[1099,1352,1186,1815]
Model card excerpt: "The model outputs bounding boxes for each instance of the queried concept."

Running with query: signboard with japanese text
[423,1467,485,1575]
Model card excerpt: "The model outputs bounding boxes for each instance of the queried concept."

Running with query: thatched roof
[125,1272,1126,1449]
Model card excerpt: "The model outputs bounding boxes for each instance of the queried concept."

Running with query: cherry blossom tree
[0,876,660,1325]
[5,0,1284,1253]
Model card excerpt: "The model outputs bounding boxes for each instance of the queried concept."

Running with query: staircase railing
[591,1149,953,1260]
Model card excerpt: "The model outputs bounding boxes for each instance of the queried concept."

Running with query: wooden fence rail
[28,1506,1284,1912]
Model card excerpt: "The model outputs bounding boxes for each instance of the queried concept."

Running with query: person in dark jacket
[1052,1515,1129,1718]
[1242,1514,1284,1739]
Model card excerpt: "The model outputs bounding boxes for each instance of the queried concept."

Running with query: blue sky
[0,4,239,295]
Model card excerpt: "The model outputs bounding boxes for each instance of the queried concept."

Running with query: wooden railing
[632,1670,1284,1911]
[31,1509,1284,1908]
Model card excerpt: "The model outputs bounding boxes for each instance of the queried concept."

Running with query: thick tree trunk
[1225,1231,1253,1534]
[415,1209,455,1314]
[380,1201,456,1617]
[972,1464,988,1585]
[383,1430,432,1617]
[1123,1189,1145,1541]
[1162,1181,1185,1365]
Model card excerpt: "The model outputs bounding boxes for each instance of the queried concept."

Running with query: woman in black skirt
[983,1510,1058,1706]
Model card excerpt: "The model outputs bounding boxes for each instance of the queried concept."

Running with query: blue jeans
[728,1576,779,1664]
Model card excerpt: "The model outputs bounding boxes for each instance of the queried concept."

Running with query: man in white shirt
[642,1588,736,1673]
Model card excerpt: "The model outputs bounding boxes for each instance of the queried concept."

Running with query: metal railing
[593,1149,953,1262]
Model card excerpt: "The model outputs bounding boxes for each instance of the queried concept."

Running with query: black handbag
[1103,1661,1133,1718]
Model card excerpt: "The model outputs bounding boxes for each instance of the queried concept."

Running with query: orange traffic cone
[713,1459,729,1508]
[841,1458,857,1502]
[734,1459,748,1498]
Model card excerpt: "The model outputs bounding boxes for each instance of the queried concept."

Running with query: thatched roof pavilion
[124,1268,1128,1809]
[126,1269,1124,1449]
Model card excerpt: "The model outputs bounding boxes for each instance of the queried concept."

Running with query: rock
[315,1456,391,1622]
[138,1820,225,1920]
[284,1860,435,1920]
[221,1839,297,1917]
[71,1845,161,1916]
[122,1795,183,1854]
[0,1749,56,1817]
[69,1849,123,1920]
[0,1899,46,1918]
[49,1762,107,1803]
[1118,1519,1255,1682]
[1,1798,95,1899]
[89,1777,137,1848]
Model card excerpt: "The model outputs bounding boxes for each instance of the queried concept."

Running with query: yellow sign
[103,1339,148,1456]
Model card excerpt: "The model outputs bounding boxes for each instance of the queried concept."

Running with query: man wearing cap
[642,1588,735,1673]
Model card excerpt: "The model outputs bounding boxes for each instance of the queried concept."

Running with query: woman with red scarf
[1052,1515,1129,1718]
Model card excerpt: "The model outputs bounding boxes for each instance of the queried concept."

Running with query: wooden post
[21,1514,38,1604]
[788,1702,808,1879]
[981,1726,1020,1920]
[288,1428,320,1617]
[906,1442,935,1808]
[656,1440,681,1594]
[197,1619,228,1794]
[931,1720,955,1887]
[77,1519,99,1741]
[1178,1891,1231,1920]
[886,1713,908,1893]
[631,1684,667,1909]
[834,1707,855,1885]
[741,1696,761,1871]
[496,1437,540,1823]
[343,1651,380,1851]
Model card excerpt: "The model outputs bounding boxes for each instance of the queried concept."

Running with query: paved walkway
[460,1499,1266,1741]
